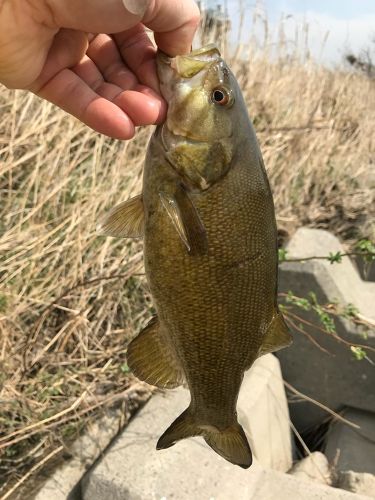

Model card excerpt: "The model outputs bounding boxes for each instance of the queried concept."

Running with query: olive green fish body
[143,130,277,429]
[98,45,292,468]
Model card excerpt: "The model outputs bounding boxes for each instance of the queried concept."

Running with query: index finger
[143,0,200,56]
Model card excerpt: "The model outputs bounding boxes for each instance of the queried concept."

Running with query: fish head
[157,44,246,191]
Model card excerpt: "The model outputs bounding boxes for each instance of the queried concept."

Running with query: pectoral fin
[97,194,144,238]
[159,186,208,255]
[127,317,184,389]
[258,309,292,357]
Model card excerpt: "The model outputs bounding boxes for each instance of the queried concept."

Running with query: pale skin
[0,0,200,139]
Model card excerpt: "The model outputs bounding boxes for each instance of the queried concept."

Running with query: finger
[144,0,201,56]
[46,0,200,56]
[37,68,135,139]
[116,87,167,125]
[73,56,166,125]
[46,0,151,33]
[86,34,139,91]
[28,29,88,92]
[113,26,160,93]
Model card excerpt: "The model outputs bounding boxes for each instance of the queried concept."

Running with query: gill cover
[157,45,237,191]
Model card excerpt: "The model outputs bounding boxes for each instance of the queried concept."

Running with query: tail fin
[156,408,200,449]
[156,407,252,469]
[204,423,252,469]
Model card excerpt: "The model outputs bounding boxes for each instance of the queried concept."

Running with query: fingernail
[122,0,150,17]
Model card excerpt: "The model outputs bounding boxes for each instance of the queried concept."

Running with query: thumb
[45,0,150,33]
[46,0,200,55]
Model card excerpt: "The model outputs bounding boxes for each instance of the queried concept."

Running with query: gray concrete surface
[82,355,369,500]
[325,407,375,475]
[277,228,375,432]
[32,384,151,500]
[237,352,292,471]
[289,452,332,485]
[82,387,370,500]
[338,471,375,498]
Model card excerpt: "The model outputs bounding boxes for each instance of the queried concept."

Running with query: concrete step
[82,355,368,500]
[277,228,375,432]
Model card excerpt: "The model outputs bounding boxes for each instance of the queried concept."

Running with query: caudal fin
[156,408,252,469]
[204,423,252,469]
[156,408,200,449]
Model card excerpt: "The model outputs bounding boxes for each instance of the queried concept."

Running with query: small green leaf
[343,303,359,319]
[279,304,287,313]
[328,251,342,264]
[278,248,288,262]
[308,291,318,306]
[355,239,375,262]
[120,363,130,374]
[285,291,311,310]
[350,346,367,361]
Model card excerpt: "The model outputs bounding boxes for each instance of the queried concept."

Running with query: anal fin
[97,194,144,238]
[127,317,184,389]
[258,309,292,357]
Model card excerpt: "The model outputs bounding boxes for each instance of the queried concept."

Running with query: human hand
[0,0,200,139]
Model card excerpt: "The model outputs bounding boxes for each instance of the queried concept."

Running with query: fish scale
[99,44,292,468]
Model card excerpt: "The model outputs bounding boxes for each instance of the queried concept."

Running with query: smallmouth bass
[99,44,292,468]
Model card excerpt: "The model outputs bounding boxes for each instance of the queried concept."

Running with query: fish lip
[160,124,233,151]
[160,125,205,151]
[157,43,221,63]
[187,43,221,58]
[157,44,222,78]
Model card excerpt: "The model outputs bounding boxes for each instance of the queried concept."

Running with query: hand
[0,0,200,139]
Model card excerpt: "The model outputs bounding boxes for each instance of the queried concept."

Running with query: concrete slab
[289,452,332,485]
[277,228,375,432]
[82,387,369,500]
[82,355,371,500]
[338,471,375,498]
[238,353,292,472]
[325,407,375,474]
[32,384,151,500]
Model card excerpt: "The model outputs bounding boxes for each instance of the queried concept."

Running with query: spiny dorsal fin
[258,309,292,357]
[159,186,207,255]
[97,194,144,238]
[127,317,184,389]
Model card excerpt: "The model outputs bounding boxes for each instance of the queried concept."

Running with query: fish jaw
[157,47,234,143]
[156,44,246,190]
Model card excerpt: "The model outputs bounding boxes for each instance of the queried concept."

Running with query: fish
[98,44,292,469]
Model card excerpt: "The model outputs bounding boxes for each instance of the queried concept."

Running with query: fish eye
[211,87,233,106]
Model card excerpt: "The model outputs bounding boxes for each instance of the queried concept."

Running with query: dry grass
[0,91,155,497]
[1,8,374,498]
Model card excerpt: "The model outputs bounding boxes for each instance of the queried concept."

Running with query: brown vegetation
[0,11,374,498]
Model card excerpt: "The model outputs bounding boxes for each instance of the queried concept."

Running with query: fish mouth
[159,123,233,152]
[157,44,221,79]
[159,125,209,151]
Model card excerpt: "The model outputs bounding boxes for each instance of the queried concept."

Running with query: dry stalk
[0,4,374,496]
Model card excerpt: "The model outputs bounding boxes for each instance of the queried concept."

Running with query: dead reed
[0,6,374,498]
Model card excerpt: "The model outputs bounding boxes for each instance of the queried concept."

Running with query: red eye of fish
[212,87,231,106]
